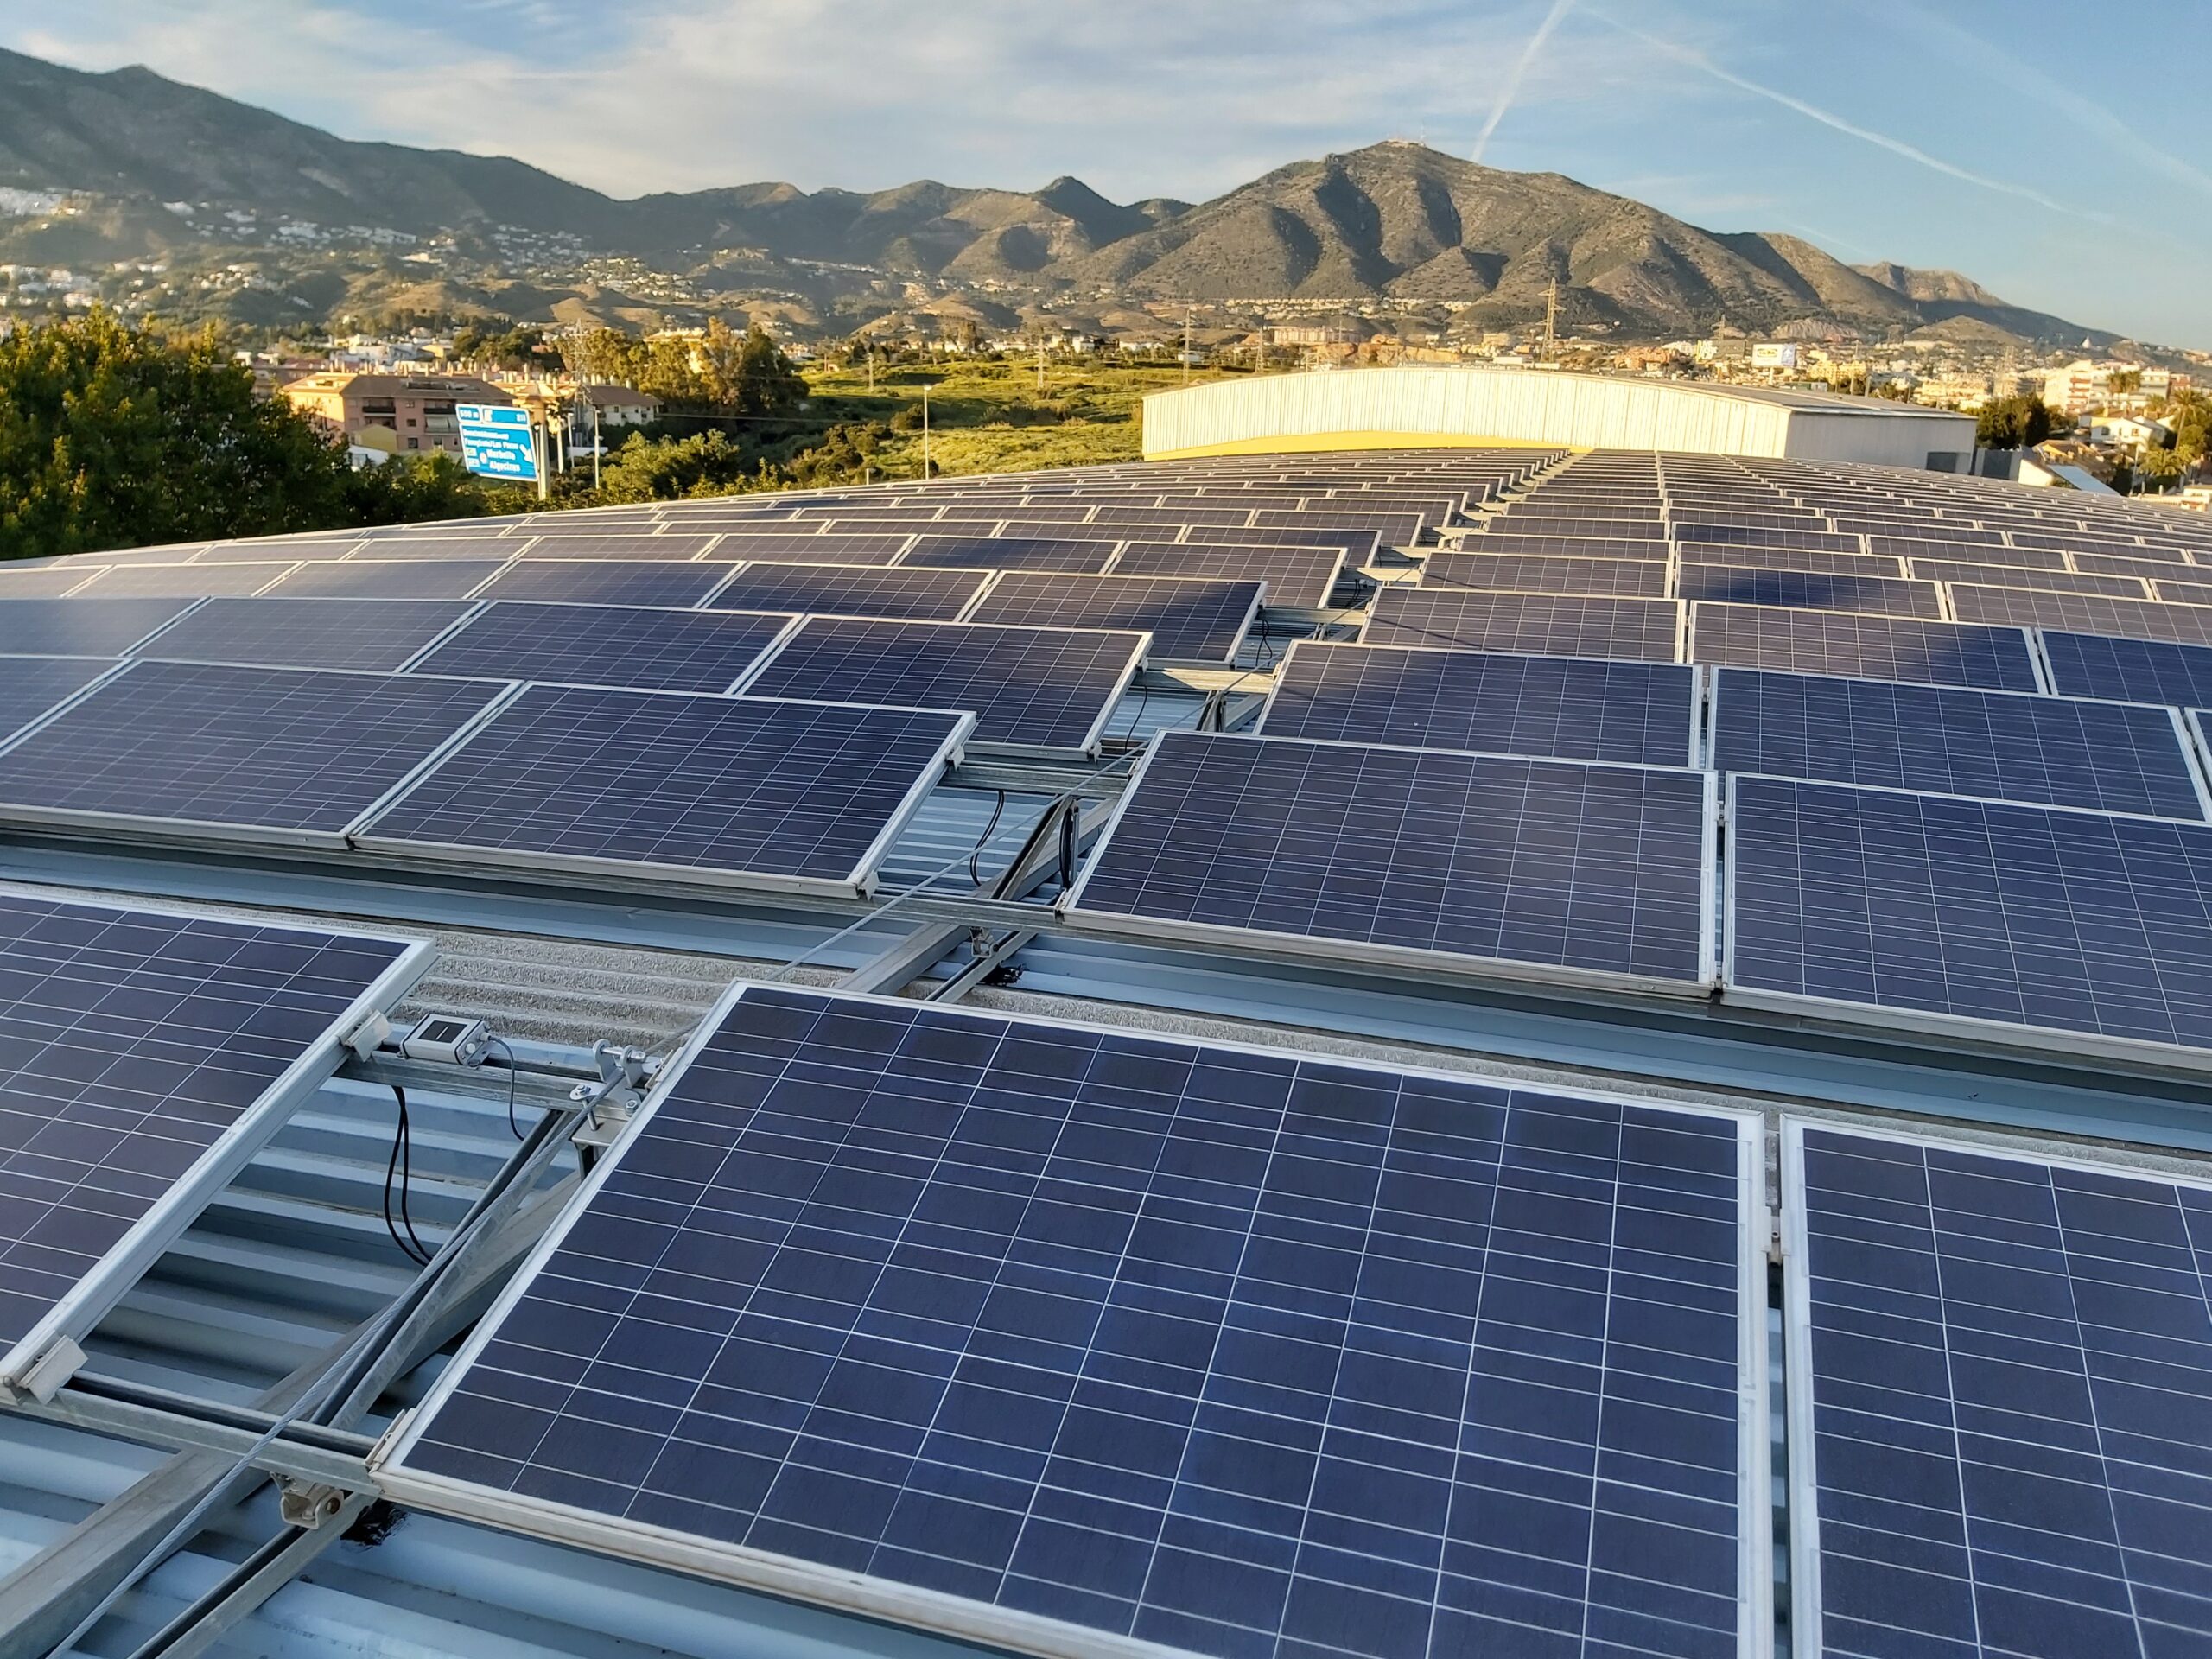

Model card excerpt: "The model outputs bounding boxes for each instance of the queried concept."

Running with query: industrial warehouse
[1,382,2210,1659]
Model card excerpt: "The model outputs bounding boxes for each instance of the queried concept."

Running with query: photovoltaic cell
[1069,731,1715,990]
[359,691,968,896]
[741,617,1146,757]
[900,537,1120,575]
[513,533,719,560]
[0,891,422,1384]
[1710,669,2205,819]
[709,564,988,621]
[379,983,1762,1659]
[0,597,199,657]
[1364,590,1683,663]
[0,568,108,598]
[1260,643,1700,766]
[1675,545,1904,579]
[473,561,734,608]
[0,659,508,844]
[965,574,1262,664]
[1905,562,2150,598]
[1787,1122,2212,1659]
[128,596,475,673]
[1725,774,2212,1058]
[1672,566,1942,619]
[408,602,793,695]
[2040,630,2212,705]
[1688,604,2041,691]
[79,563,289,598]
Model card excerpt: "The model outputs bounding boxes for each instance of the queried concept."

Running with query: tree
[558,327,649,387]
[0,310,356,559]
[1976,394,2054,450]
[449,321,550,372]
[590,430,759,503]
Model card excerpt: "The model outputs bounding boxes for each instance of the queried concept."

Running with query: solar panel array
[380,984,1764,1659]
[0,891,422,1385]
[409,603,795,694]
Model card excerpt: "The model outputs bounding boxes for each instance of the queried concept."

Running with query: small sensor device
[401,1015,492,1066]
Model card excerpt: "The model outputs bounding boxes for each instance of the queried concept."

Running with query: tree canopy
[0,312,514,559]
[1975,393,2056,450]
[557,321,805,417]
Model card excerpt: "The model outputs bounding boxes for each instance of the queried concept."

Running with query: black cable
[1119,677,1151,740]
[382,1085,431,1267]
[486,1035,524,1141]
[969,791,1007,885]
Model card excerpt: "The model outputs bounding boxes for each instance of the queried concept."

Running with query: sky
[5,0,2207,346]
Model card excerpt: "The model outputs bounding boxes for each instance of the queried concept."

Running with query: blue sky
[8,0,2207,346]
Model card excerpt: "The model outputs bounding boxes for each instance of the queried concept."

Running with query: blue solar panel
[741,617,1146,758]
[409,602,795,694]
[473,561,733,608]
[2040,630,2212,704]
[128,596,475,673]
[1365,591,1684,663]
[1418,553,1671,597]
[262,559,513,600]
[1673,566,1943,620]
[901,536,1120,575]
[1711,670,2208,819]
[1068,732,1716,991]
[1725,774,2212,1061]
[1787,1122,2212,1659]
[1260,643,1700,766]
[359,691,969,896]
[709,563,988,620]
[702,533,918,565]
[0,598,201,656]
[0,659,509,845]
[1950,585,2212,648]
[966,574,1262,664]
[0,892,423,1388]
[1109,542,1348,609]
[380,984,1763,1659]
[1688,604,2043,691]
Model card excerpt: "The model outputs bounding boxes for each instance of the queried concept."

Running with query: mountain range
[0,46,2126,349]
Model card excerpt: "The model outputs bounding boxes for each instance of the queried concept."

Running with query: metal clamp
[276,1477,351,1529]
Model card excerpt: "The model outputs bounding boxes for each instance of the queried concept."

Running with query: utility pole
[921,382,931,479]
[1183,308,1194,385]
[1036,330,1046,394]
[866,345,875,393]
[1541,278,1558,364]
[590,401,601,491]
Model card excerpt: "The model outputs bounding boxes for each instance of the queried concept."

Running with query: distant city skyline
[7,0,2207,347]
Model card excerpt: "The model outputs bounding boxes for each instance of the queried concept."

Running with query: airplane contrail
[1589,8,2103,222]
[1472,0,1576,165]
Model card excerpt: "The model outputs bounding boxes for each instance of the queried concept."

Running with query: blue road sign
[455,404,539,481]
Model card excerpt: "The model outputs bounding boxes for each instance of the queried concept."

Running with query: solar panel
[342,532,526,558]
[1181,525,1382,563]
[0,891,427,1393]
[0,567,105,597]
[262,559,513,600]
[965,574,1262,664]
[1675,544,1907,579]
[2073,550,2209,582]
[0,597,200,656]
[408,602,793,695]
[358,692,969,898]
[472,561,734,609]
[79,563,289,597]
[1109,542,1347,609]
[1453,532,1675,562]
[128,596,475,673]
[740,617,1146,758]
[1672,566,1942,619]
[709,563,988,621]
[512,533,719,561]
[189,537,359,563]
[1906,561,2149,598]
[2040,630,2212,705]
[0,660,509,846]
[1067,732,1716,991]
[900,536,1120,575]
[1949,585,2212,647]
[702,532,918,565]
[1418,553,1670,597]
[378,983,1764,1659]
[1365,590,1683,663]
[0,656,117,742]
[1688,604,2042,691]
[1259,642,1700,766]
[1709,669,2206,818]
[1784,1121,2212,1659]
[1724,773,2212,1062]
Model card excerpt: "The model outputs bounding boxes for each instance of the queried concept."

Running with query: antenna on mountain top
[1542,278,1558,363]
